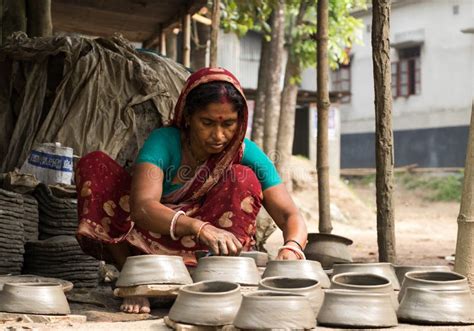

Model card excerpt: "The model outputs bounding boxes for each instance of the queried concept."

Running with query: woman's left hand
[276,247,300,260]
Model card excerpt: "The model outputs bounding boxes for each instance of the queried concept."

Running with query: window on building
[391,46,421,98]
[331,63,351,103]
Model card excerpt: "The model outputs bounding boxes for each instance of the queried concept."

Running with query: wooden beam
[182,13,191,67]
[27,0,52,37]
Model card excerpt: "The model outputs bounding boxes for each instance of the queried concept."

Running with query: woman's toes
[140,305,151,314]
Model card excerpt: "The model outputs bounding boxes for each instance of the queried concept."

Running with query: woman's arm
[262,183,308,260]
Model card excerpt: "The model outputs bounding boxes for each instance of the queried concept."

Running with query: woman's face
[188,102,239,155]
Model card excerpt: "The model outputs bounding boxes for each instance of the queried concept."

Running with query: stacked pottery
[34,183,77,239]
[397,270,474,324]
[22,194,39,241]
[116,255,193,287]
[333,262,400,290]
[304,233,353,268]
[168,281,242,326]
[262,260,331,288]
[23,235,100,287]
[0,189,25,274]
[192,256,260,286]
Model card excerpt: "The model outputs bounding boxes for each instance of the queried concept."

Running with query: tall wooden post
[372,0,397,263]
[454,102,474,291]
[160,27,166,56]
[2,0,26,44]
[182,14,191,68]
[210,0,220,67]
[316,0,332,234]
[26,0,52,37]
[166,31,178,61]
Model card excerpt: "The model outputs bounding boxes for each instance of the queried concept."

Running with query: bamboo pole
[210,0,220,67]
[454,102,474,291]
[182,14,191,68]
[316,0,332,234]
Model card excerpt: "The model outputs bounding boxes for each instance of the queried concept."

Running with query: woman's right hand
[196,223,243,256]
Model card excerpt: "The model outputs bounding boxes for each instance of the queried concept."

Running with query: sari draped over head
[75,67,261,266]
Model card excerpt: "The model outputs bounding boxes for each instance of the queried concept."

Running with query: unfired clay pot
[0,282,70,315]
[398,287,474,325]
[304,233,353,268]
[233,291,316,329]
[116,255,192,287]
[240,251,269,267]
[192,256,260,286]
[398,270,470,301]
[393,265,451,285]
[332,262,400,290]
[258,276,324,315]
[317,289,398,328]
[168,281,242,326]
[331,272,398,309]
[262,260,331,288]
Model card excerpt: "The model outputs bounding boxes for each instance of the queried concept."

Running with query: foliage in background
[219,0,273,37]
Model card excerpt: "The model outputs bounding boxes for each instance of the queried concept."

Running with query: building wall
[340,0,474,167]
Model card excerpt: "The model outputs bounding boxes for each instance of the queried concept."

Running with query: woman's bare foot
[120,296,150,314]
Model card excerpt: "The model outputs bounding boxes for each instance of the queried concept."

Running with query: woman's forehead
[195,102,238,119]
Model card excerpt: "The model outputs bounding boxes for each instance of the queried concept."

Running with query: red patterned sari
[76,68,263,266]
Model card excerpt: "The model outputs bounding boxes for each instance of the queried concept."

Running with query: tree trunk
[316,0,332,234]
[263,1,285,155]
[251,36,270,148]
[26,0,52,37]
[454,102,474,291]
[276,0,308,191]
[372,0,397,263]
[210,0,220,67]
[2,0,26,44]
[166,32,178,62]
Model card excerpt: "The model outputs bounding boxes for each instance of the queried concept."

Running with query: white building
[338,0,474,168]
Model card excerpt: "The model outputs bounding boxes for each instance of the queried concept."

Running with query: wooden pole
[182,13,191,68]
[166,31,178,62]
[160,27,166,56]
[26,0,52,37]
[2,0,26,44]
[454,102,474,291]
[372,0,397,263]
[316,0,332,234]
[210,0,220,67]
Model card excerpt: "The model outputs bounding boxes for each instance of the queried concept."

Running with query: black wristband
[284,239,303,251]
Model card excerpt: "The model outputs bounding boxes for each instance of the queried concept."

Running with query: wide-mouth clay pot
[116,255,192,287]
[258,277,324,315]
[0,282,70,315]
[192,256,260,286]
[393,265,451,285]
[331,272,398,309]
[398,271,469,302]
[332,262,400,290]
[262,260,331,288]
[317,289,398,328]
[169,281,242,326]
[240,251,269,267]
[304,233,353,268]
[398,287,474,325]
[233,291,316,329]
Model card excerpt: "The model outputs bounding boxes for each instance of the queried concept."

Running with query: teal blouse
[136,127,282,195]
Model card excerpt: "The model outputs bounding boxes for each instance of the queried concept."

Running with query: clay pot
[0,282,70,315]
[168,281,242,326]
[304,233,353,268]
[317,289,398,328]
[192,256,260,286]
[393,265,451,285]
[333,262,400,290]
[262,260,331,288]
[233,291,316,329]
[258,277,324,315]
[116,255,192,287]
[398,287,474,325]
[331,272,398,309]
[399,271,470,301]
[240,251,269,267]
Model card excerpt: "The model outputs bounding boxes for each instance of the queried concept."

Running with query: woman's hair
[184,81,245,116]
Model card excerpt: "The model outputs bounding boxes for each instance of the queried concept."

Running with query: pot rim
[334,262,392,268]
[125,255,185,262]
[404,286,472,295]
[331,272,391,289]
[324,289,392,298]
[393,264,450,269]
[259,277,320,291]
[306,233,353,245]
[199,256,256,263]
[243,290,307,300]
[3,282,63,289]
[266,259,322,266]
[404,270,467,284]
[180,280,241,296]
